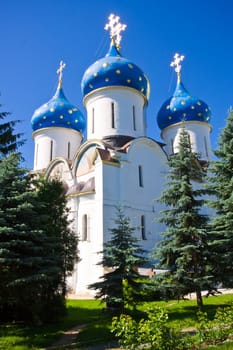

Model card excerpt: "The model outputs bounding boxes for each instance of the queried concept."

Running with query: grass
[0,294,232,349]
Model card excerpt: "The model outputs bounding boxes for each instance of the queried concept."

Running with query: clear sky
[1,0,233,168]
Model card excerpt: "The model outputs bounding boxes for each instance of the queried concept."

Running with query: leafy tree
[207,108,233,287]
[153,127,212,309]
[89,207,148,310]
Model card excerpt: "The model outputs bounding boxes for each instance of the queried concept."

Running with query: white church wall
[161,122,212,161]
[33,127,82,170]
[84,88,146,140]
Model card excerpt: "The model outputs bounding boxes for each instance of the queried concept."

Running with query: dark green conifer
[154,127,212,309]
[207,108,233,287]
[89,207,148,310]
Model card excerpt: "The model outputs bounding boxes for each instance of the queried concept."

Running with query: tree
[153,127,212,309]
[89,207,148,310]
[35,177,79,300]
[0,102,23,157]
[207,108,233,288]
[0,152,48,323]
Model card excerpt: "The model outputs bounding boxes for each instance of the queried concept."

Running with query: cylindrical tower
[31,61,86,171]
[157,54,212,162]
[81,15,150,146]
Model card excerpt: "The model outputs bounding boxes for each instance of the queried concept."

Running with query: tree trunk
[196,288,203,309]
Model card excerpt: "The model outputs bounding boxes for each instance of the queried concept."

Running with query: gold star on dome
[104,13,127,48]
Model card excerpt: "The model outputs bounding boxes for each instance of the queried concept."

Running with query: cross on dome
[57,60,66,88]
[170,53,185,81]
[104,13,127,47]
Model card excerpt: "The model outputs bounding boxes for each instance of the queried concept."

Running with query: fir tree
[207,108,233,287]
[0,102,23,157]
[89,207,148,310]
[154,127,212,309]
[35,178,79,300]
[0,152,47,323]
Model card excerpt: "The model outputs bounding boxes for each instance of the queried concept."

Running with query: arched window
[50,140,53,161]
[204,136,208,157]
[111,102,115,128]
[138,165,143,187]
[92,108,95,133]
[141,215,146,240]
[82,214,88,241]
[68,142,71,160]
[133,105,136,130]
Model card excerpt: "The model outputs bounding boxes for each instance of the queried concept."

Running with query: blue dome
[157,79,211,130]
[81,41,150,101]
[31,85,86,133]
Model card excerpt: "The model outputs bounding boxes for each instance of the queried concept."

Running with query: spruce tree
[154,127,212,309]
[0,103,23,157]
[207,108,233,287]
[0,152,47,323]
[89,207,148,310]
[35,178,79,300]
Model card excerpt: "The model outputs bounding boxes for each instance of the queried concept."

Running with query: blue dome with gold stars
[157,53,211,130]
[31,84,86,133]
[157,79,211,130]
[81,41,150,102]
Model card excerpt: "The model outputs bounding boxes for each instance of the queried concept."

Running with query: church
[30,14,212,296]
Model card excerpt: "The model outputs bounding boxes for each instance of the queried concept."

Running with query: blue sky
[1,0,233,168]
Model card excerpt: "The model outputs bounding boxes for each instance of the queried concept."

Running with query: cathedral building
[31,14,212,296]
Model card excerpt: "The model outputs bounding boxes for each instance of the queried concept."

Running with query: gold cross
[57,60,66,87]
[104,13,127,47]
[170,53,185,80]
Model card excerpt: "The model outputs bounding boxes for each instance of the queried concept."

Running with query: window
[138,165,143,187]
[68,142,71,160]
[204,136,208,157]
[92,108,95,133]
[35,143,39,166]
[111,102,115,128]
[133,105,136,130]
[50,140,53,161]
[82,214,88,241]
[141,215,146,240]
[171,138,174,154]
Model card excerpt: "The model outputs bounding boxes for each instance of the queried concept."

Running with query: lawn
[0,294,232,349]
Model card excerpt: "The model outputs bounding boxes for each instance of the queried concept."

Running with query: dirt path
[46,324,86,349]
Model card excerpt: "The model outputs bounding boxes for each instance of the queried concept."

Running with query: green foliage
[0,103,23,157]
[207,108,233,287]
[0,152,78,323]
[112,303,233,350]
[154,127,213,308]
[197,305,233,345]
[89,206,148,310]
[0,295,233,349]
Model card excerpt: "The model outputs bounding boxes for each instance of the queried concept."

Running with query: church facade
[31,14,212,296]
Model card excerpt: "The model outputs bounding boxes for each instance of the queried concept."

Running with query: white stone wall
[84,88,146,140]
[161,121,212,161]
[32,127,83,170]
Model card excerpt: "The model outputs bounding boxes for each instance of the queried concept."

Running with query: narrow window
[35,143,39,166]
[138,165,143,187]
[92,108,95,133]
[68,142,71,160]
[133,105,136,130]
[141,215,146,240]
[82,214,88,241]
[204,136,208,157]
[111,102,115,128]
[171,138,174,154]
[50,140,53,161]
